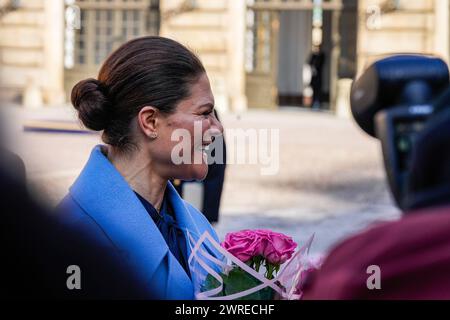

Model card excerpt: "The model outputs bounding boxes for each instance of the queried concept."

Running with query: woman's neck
[106,146,167,212]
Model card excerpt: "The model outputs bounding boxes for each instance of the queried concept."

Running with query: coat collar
[69,145,195,284]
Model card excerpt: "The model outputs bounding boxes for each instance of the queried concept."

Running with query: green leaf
[201,274,224,296]
[201,267,276,300]
[222,268,275,300]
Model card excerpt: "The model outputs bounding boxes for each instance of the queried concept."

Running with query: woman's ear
[137,106,159,139]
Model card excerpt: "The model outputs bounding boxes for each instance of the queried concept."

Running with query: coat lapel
[166,182,201,239]
[166,182,222,272]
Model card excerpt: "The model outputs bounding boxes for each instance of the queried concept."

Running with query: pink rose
[221,229,298,266]
[221,230,265,263]
[258,230,297,265]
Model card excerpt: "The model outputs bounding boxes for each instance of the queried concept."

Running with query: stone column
[434,0,450,63]
[227,0,247,112]
[43,0,65,105]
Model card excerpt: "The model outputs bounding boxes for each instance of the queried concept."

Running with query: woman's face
[150,73,223,181]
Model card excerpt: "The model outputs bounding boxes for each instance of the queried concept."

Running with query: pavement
[6,104,402,255]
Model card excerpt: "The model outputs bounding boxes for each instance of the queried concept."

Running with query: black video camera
[350,55,450,210]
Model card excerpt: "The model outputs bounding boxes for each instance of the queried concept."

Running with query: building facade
[0,0,449,112]
[357,0,449,73]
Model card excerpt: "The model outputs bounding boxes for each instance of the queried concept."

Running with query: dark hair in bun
[70,36,205,151]
[71,78,111,131]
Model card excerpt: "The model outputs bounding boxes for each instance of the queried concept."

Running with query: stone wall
[0,0,64,105]
[356,0,446,75]
[160,0,247,113]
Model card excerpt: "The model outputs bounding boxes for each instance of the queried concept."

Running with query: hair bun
[71,78,111,131]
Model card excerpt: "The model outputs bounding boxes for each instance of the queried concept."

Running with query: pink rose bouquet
[189,229,319,300]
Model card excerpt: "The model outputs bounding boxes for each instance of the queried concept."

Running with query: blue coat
[57,145,221,299]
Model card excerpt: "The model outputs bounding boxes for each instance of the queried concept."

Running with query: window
[71,0,160,67]
[246,0,274,73]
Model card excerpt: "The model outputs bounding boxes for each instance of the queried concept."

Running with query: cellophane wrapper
[187,231,318,300]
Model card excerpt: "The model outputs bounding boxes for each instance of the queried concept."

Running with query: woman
[58,36,223,299]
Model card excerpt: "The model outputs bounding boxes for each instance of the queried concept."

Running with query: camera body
[351,55,450,209]
[375,104,433,207]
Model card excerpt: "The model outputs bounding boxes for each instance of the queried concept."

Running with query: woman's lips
[196,140,212,152]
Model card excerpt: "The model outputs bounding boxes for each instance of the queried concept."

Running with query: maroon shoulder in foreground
[303,206,450,300]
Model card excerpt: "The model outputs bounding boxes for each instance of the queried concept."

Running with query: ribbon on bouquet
[187,231,315,300]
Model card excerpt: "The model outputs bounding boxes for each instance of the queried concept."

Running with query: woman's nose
[203,114,224,143]
[211,114,224,135]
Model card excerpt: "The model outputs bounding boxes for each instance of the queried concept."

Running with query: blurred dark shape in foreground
[0,147,26,183]
[303,55,450,299]
[0,150,148,299]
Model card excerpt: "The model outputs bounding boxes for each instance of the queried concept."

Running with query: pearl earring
[149,132,158,139]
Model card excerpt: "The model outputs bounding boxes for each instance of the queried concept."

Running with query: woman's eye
[202,110,213,117]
